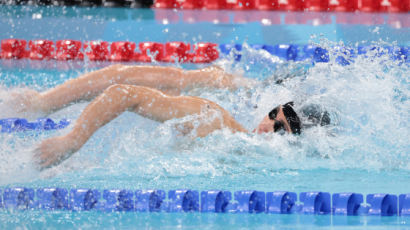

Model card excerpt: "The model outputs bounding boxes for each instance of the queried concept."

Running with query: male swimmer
[8,65,306,169]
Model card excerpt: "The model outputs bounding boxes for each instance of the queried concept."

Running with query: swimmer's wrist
[65,132,85,153]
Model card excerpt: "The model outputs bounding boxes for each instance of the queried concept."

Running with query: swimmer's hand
[34,136,76,169]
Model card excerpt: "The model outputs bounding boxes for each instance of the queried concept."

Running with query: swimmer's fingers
[35,152,62,170]
[33,146,55,170]
[33,137,69,170]
[33,147,43,165]
[39,159,57,170]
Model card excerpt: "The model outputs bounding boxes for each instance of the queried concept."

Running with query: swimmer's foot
[210,66,258,90]
[8,89,45,115]
[34,136,76,169]
[231,74,258,89]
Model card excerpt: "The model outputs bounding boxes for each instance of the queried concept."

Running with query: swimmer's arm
[35,84,243,168]
[36,65,250,114]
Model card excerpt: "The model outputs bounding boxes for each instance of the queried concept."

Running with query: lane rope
[0,188,409,216]
[1,39,408,65]
[0,118,70,133]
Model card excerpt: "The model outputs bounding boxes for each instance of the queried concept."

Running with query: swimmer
[14,64,303,169]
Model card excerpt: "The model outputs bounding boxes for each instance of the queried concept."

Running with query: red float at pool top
[153,0,409,12]
[0,39,220,64]
[328,0,357,12]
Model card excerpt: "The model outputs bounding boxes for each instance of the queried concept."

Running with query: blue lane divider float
[266,191,297,214]
[3,188,36,209]
[234,190,265,213]
[400,194,410,216]
[167,190,199,212]
[367,194,398,216]
[103,189,135,212]
[70,189,101,211]
[299,191,331,215]
[219,44,409,65]
[332,193,363,215]
[201,190,231,213]
[135,190,165,212]
[0,118,70,133]
[1,188,409,216]
[37,188,70,210]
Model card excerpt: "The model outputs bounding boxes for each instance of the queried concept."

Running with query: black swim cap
[300,104,331,127]
[268,102,302,135]
[282,102,301,135]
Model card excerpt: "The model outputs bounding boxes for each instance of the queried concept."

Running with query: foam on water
[0,42,409,189]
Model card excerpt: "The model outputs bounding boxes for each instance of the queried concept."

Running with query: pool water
[1,211,408,229]
[0,5,409,229]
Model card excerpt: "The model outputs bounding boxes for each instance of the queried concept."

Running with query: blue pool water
[0,5,409,229]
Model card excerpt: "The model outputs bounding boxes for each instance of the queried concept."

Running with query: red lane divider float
[137,42,165,62]
[163,42,192,62]
[152,0,409,12]
[109,41,137,62]
[84,41,110,61]
[28,40,55,60]
[55,40,84,61]
[0,39,220,64]
[193,43,220,63]
[0,39,29,59]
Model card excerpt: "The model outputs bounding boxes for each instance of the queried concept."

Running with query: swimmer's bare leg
[24,65,247,115]
[34,84,205,168]
[32,65,182,114]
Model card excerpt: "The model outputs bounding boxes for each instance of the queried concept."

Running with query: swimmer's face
[254,115,276,134]
[254,105,292,134]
